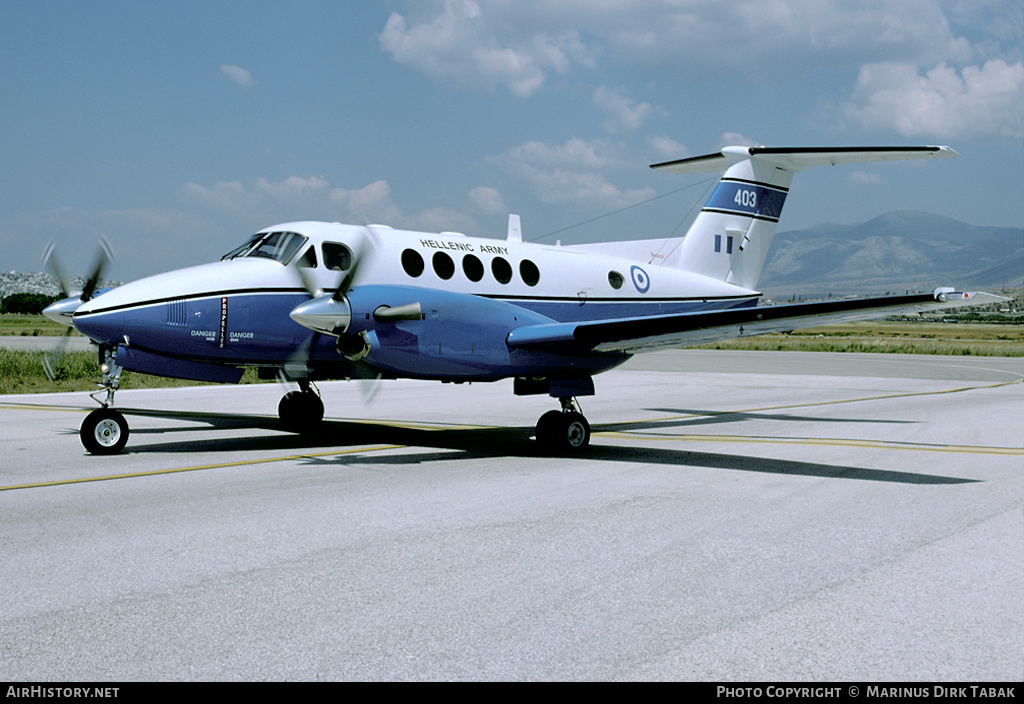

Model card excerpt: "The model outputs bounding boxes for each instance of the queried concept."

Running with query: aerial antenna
[528,176,718,244]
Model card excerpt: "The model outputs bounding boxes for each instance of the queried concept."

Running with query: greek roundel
[630,265,650,293]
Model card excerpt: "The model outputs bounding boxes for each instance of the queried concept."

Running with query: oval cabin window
[491,257,513,284]
[432,251,455,280]
[463,254,484,282]
[520,259,540,287]
[401,249,424,278]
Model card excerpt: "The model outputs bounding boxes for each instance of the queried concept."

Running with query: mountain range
[759,210,1023,296]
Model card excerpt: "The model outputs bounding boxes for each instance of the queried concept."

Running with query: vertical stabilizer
[650,145,957,290]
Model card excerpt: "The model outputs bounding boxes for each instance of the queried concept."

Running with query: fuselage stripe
[76,289,758,319]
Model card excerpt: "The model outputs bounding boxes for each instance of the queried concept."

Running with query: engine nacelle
[291,285,562,379]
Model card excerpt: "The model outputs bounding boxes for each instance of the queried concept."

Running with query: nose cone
[43,296,82,326]
[72,287,128,345]
[72,307,125,346]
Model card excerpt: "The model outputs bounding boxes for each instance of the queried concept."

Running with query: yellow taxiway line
[0,445,405,493]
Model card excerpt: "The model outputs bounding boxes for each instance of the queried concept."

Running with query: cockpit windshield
[221,231,308,264]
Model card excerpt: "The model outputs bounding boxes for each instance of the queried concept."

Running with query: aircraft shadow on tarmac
[88,405,976,486]
[607,407,916,432]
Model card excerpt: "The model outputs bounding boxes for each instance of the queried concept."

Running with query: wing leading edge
[506,289,1005,355]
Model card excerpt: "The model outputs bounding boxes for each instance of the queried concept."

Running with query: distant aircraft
[44,145,999,454]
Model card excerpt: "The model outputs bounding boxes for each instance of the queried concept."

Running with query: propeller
[282,226,380,384]
[40,237,114,381]
[42,236,113,303]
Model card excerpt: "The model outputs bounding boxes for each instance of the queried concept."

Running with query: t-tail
[651,145,959,290]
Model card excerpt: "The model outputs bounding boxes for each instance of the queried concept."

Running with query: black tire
[278,390,325,432]
[80,408,130,455]
[535,410,591,453]
[535,410,564,447]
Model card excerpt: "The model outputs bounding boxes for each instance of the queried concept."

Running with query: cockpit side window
[322,242,353,271]
[246,231,308,264]
[221,233,264,260]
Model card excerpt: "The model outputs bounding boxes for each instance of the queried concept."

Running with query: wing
[506,289,1005,355]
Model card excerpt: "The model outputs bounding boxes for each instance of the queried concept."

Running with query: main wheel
[81,408,130,455]
[535,410,564,448]
[562,411,591,451]
[278,390,325,432]
[535,410,591,453]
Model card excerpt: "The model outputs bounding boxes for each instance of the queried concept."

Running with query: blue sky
[2,0,1021,281]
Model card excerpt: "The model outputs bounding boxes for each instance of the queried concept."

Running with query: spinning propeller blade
[286,225,382,379]
[40,238,114,381]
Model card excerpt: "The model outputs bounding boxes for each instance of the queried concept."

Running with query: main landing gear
[278,380,325,432]
[535,397,591,453]
[80,347,130,455]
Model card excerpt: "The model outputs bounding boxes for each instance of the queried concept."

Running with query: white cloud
[256,175,329,200]
[838,59,1024,137]
[489,138,654,207]
[592,86,658,134]
[847,170,883,186]
[648,135,688,160]
[718,132,760,149]
[220,64,256,88]
[469,186,506,214]
[183,175,478,234]
[185,176,374,221]
[379,0,1006,93]
[379,0,595,97]
[329,180,402,223]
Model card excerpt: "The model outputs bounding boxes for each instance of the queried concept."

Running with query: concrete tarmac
[1,350,1022,681]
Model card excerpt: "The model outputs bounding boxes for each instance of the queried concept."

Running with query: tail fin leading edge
[651,145,958,290]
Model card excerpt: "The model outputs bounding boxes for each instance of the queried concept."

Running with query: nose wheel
[535,398,591,453]
[81,407,130,455]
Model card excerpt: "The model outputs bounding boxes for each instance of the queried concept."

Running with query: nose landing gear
[81,346,130,455]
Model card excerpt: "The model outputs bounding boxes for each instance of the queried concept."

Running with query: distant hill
[0,271,121,301]
[760,210,1023,295]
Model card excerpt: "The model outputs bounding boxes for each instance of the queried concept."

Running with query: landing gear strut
[535,397,591,453]
[81,346,129,455]
[278,381,324,432]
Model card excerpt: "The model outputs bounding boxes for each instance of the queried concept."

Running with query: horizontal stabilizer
[651,145,959,174]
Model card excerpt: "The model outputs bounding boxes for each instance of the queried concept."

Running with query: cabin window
[714,234,722,253]
[432,251,455,280]
[401,249,424,278]
[463,254,484,282]
[520,259,540,287]
[491,257,513,284]
[322,242,352,271]
[608,271,624,290]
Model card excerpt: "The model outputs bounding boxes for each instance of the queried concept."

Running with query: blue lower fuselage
[73,286,755,382]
